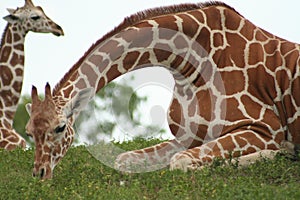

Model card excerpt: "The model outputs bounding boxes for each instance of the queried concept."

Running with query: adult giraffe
[26,2,299,179]
[0,0,64,150]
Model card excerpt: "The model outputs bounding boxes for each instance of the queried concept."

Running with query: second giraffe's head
[25,83,93,179]
[3,0,64,36]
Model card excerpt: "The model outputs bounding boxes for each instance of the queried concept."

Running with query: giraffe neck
[54,5,223,103]
[0,23,26,128]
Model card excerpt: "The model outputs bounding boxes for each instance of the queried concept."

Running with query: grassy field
[0,138,300,200]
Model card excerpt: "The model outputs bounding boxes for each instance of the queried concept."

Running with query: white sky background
[1,0,300,140]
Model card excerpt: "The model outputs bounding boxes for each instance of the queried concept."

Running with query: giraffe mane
[0,25,10,50]
[53,1,240,95]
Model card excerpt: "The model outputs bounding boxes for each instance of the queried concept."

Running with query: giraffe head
[25,83,92,179]
[3,0,64,36]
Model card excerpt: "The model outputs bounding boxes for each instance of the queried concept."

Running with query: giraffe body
[0,0,64,150]
[26,2,299,178]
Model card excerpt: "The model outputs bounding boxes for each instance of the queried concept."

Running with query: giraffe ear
[7,8,16,15]
[25,103,32,116]
[3,14,19,23]
[64,88,94,119]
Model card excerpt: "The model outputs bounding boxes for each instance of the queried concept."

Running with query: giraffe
[0,0,64,150]
[25,1,299,179]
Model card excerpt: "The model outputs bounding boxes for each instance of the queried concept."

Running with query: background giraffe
[26,2,298,179]
[0,0,64,150]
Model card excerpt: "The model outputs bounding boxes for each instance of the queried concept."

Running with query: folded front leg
[170,130,283,171]
[115,139,185,173]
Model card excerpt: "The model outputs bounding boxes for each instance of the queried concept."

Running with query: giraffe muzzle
[33,167,52,179]
[52,24,64,36]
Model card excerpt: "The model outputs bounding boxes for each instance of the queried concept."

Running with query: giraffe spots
[171,54,185,69]
[240,20,256,41]
[10,53,24,67]
[96,77,106,91]
[188,10,205,24]
[204,7,222,30]
[81,63,98,88]
[12,81,22,93]
[216,71,245,95]
[241,95,262,120]
[177,13,199,37]
[244,147,256,154]
[1,129,10,139]
[42,154,51,163]
[62,85,74,99]
[13,33,21,42]
[0,46,11,62]
[276,69,290,95]
[107,64,122,81]
[0,65,13,86]
[283,95,296,119]
[190,122,208,140]
[98,40,124,61]
[169,124,184,139]
[121,28,153,49]
[75,78,87,90]
[261,109,282,132]
[234,134,248,149]
[285,50,299,70]
[137,52,151,66]
[135,21,153,28]
[174,35,189,50]
[154,43,172,62]
[281,42,297,55]
[192,61,213,88]
[15,68,23,76]
[196,89,216,121]
[291,76,300,107]
[221,98,245,122]
[287,118,300,143]
[123,51,141,70]
[89,55,103,66]
[213,32,224,48]
[213,33,246,68]
[14,44,24,52]
[180,62,196,78]
[273,131,285,145]
[255,30,268,42]
[248,43,264,65]
[168,98,183,125]
[264,39,279,54]
[247,65,276,105]
[195,27,211,53]
[266,51,283,71]
[0,140,9,149]
[156,16,179,31]
[224,8,241,31]
[235,131,266,150]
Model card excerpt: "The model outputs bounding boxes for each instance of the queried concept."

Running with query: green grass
[0,139,300,200]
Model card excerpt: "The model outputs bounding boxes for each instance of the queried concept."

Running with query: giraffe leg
[0,129,26,150]
[169,130,284,171]
[115,139,185,173]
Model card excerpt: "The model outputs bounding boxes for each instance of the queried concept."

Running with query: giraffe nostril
[40,168,45,178]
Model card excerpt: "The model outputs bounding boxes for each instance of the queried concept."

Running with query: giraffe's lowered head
[3,0,64,36]
[25,83,92,179]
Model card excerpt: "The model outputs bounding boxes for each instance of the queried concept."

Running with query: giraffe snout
[32,166,52,179]
[48,22,64,36]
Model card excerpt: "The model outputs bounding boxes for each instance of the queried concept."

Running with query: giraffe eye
[26,132,33,138]
[54,124,66,133]
[31,16,41,21]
